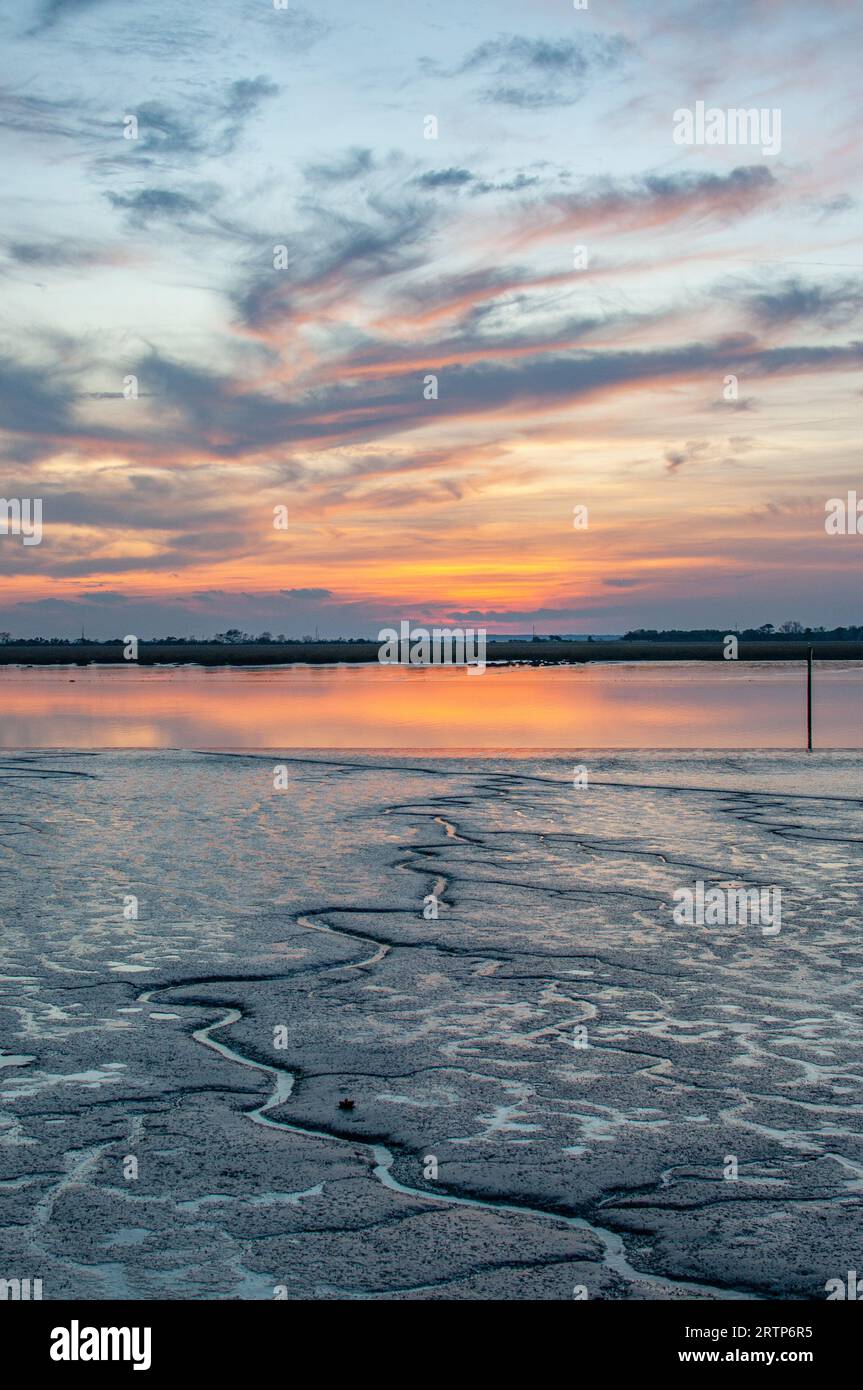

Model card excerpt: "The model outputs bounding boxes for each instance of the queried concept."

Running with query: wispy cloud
[2,0,862,636]
[448,33,632,108]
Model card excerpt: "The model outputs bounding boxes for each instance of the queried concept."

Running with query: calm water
[0,660,860,748]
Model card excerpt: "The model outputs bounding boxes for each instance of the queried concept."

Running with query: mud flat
[1,750,861,1299]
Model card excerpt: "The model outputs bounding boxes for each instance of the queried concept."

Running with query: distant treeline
[3,636,862,665]
[3,622,860,646]
[0,632,373,646]
[624,625,863,642]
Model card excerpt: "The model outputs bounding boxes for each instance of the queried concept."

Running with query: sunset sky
[1,0,861,637]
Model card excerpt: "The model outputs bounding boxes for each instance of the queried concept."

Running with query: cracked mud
[1,750,861,1299]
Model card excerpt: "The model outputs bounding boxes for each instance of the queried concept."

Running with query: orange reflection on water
[1,661,860,748]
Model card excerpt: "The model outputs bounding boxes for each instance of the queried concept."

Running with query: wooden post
[807,646,813,751]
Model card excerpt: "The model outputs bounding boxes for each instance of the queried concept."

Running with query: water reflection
[1,661,860,748]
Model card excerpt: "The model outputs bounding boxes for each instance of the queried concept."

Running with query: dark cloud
[218,77,280,155]
[745,278,863,328]
[448,607,587,621]
[74,337,863,462]
[0,89,97,144]
[756,343,863,372]
[0,589,366,641]
[366,257,608,341]
[303,148,374,184]
[112,80,279,170]
[280,588,332,599]
[2,321,862,469]
[0,71,276,173]
[452,33,632,108]
[235,165,774,337]
[4,240,110,268]
[127,103,206,160]
[546,165,778,230]
[224,76,279,120]
[103,179,252,242]
[816,195,855,218]
[27,0,108,35]
[470,172,541,196]
[663,436,755,475]
[0,353,76,435]
[27,489,239,532]
[663,439,721,474]
[235,193,433,331]
[105,186,208,226]
[414,167,475,190]
[412,164,541,199]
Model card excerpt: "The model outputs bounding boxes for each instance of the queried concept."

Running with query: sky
[0,0,861,638]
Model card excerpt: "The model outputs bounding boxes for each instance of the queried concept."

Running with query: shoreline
[2,638,863,667]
